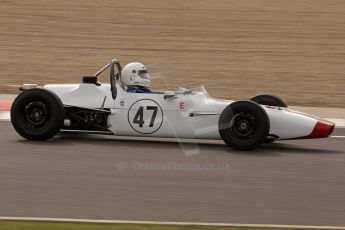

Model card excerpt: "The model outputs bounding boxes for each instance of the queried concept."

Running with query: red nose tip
[306,120,335,138]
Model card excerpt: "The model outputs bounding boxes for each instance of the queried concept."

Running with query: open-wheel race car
[11,59,335,150]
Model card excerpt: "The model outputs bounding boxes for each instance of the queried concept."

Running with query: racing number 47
[133,106,158,128]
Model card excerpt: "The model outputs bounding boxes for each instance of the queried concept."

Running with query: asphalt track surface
[0,121,345,226]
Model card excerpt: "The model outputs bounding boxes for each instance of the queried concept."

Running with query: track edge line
[0,216,344,229]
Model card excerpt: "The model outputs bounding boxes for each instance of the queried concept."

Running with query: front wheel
[219,100,270,151]
[251,94,287,107]
[11,88,64,140]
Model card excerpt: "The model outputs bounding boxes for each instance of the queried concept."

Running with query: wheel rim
[230,112,256,139]
[24,101,48,128]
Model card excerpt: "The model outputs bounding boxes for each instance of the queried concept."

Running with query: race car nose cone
[307,119,335,138]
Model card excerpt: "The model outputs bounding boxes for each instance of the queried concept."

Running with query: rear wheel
[219,100,270,150]
[251,94,287,107]
[11,89,64,140]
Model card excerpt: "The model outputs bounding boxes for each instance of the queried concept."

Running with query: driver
[121,62,162,94]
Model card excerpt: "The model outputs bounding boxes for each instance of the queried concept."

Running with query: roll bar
[93,59,121,78]
[91,59,122,100]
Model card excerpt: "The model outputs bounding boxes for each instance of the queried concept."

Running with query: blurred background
[0,0,344,107]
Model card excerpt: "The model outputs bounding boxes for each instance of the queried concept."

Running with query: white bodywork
[44,83,320,140]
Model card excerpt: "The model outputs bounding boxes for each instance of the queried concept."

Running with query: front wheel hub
[230,113,256,138]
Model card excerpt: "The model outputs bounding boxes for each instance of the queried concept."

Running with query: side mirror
[164,91,177,99]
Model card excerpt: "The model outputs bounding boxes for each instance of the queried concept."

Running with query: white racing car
[11,59,335,150]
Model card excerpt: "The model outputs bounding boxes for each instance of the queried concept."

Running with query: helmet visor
[138,70,149,79]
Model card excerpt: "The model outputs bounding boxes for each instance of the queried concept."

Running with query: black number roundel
[128,99,163,134]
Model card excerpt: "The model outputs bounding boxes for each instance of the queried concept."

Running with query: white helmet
[121,62,150,88]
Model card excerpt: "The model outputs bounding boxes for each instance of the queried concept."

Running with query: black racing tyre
[219,100,270,151]
[251,94,287,107]
[11,88,64,141]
